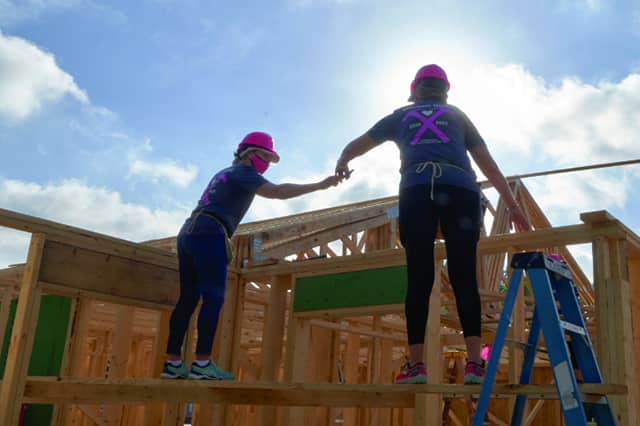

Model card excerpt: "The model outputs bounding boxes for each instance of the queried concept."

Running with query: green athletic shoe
[189,360,235,380]
[160,361,189,379]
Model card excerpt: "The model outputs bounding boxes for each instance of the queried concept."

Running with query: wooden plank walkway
[19,377,626,407]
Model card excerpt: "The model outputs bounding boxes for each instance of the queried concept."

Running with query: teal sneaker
[189,360,235,380]
[160,361,189,379]
[464,360,485,384]
[395,361,427,384]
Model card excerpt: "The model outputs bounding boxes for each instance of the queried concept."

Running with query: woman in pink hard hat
[163,131,342,380]
[335,64,530,384]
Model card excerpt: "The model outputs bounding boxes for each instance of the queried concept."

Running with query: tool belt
[187,210,234,265]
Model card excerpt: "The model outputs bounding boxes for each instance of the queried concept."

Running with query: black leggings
[399,184,482,345]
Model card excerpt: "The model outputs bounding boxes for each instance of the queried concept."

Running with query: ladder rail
[472,252,617,426]
[471,269,524,426]
[528,268,590,424]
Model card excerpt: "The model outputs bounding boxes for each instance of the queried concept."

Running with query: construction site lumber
[242,220,632,280]
[0,208,178,269]
[19,377,626,406]
[478,158,640,189]
[1,178,640,426]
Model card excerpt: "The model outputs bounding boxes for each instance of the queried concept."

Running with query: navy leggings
[399,184,482,345]
[166,225,227,356]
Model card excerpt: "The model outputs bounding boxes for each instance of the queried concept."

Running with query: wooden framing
[0,233,45,425]
[0,177,639,425]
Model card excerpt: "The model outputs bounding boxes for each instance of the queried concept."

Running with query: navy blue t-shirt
[367,100,485,192]
[184,164,268,236]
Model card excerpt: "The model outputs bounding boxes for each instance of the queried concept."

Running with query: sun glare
[370,45,484,115]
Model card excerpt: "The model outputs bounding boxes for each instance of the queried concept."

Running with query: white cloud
[125,139,199,187]
[129,158,199,187]
[247,143,400,222]
[249,65,640,239]
[0,0,81,25]
[0,32,88,122]
[0,228,30,268]
[452,64,640,165]
[0,178,190,267]
[526,170,628,225]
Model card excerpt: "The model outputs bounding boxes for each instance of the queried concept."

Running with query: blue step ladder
[472,251,617,426]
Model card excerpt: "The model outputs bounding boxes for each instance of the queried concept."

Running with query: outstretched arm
[469,144,531,232]
[256,175,341,200]
[335,134,378,179]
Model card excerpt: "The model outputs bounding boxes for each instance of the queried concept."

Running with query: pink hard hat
[236,131,280,163]
[409,64,451,96]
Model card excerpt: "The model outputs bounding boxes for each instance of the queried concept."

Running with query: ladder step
[559,320,587,335]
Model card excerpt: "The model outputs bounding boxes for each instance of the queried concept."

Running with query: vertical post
[341,329,361,426]
[507,248,524,414]
[0,288,13,358]
[52,296,82,426]
[0,233,45,426]
[283,316,312,426]
[104,306,135,425]
[592,237,639,424]
[203,272,242,426]
[415,262,442,426]
[329,325,342,424]
[308,326,333,426]
[256,274,292,426]
[369,316,383,426]
[144,309,171,426]
[629,257,640,403]
[225,276,246,426]
[366,317,393,426]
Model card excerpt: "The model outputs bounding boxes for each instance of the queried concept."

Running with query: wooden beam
[0,266,21,292]
[592,237,640,424]
[0,207,178,269]
[0,233,45,426]
[478,158,640,189]
[20,378,626,405]
[54,297,92,426]
[242,223,625,280]
[582,210,640,257]
[244,197,398,241]
[629,257,640,415]
[416,263,442,426]
[144,310,170,426]
[38,240,179,308]
[369,316,391,426]
[524,399,546,426]
[256,274,291,426]
[0,288,13,365]
[104,306,135,425]
[308,319,406,343]
[342,329,361,426]
[282,314,312,425]
[259,214,391,258]
[224,276,247,426]
[210,273,239,426]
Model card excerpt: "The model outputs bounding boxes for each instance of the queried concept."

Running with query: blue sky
[1,0,640,268]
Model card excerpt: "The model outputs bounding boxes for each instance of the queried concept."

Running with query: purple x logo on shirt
[201,173,228,205]
[402,107,451,145]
